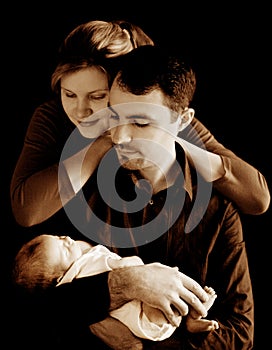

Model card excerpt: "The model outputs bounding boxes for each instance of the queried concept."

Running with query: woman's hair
[51,20,154,94]
[12,236,63,293]
[112,20,154,50]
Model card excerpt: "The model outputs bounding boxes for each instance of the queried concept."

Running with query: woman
[10,20,270,227]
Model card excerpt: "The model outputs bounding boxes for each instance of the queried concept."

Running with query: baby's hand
[186,286,219,333]
[186,316,219,333]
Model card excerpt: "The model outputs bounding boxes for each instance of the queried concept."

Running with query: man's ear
[178,108,195,131]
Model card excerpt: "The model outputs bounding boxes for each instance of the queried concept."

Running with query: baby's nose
[62,236,73,246]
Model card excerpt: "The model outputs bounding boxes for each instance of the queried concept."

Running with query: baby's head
[12,234,82,293]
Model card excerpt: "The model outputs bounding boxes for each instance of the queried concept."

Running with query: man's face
[109,81,180,172]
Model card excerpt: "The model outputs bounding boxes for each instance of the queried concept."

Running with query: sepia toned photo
[3,3,271,349]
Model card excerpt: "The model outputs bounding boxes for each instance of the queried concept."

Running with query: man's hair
[114,45,196,113]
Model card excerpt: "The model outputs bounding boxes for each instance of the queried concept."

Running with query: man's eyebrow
[127,114,150,120]
[110,107,150,117]
[108,106,152,121]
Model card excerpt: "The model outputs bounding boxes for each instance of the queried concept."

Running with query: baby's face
[42,235,82,271]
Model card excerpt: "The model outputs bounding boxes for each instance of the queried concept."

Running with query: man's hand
[108,262,209,327]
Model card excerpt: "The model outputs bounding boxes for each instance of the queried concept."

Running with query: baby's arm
[186,286,219,333]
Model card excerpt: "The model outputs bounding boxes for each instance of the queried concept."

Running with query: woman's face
[61,66,110,138]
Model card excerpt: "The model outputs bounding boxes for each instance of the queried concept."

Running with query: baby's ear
[178,108,195,131]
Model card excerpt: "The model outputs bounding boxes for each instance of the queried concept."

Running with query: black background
[2,2,271,349]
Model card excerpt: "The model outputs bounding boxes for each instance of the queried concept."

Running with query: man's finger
[179,272,209,303]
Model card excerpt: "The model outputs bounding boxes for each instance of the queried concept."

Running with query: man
[81,45,253,349]
[31,45,253,349]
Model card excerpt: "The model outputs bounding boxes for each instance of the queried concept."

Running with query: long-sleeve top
[10,98,270,228]
[53,143,254,349]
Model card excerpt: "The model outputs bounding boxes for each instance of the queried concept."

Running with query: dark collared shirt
[70,142,254,349]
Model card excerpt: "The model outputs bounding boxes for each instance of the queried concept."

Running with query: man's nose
[111,125,132,144]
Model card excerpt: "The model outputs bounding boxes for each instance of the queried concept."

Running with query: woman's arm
[179,117,270,214]
[10,100,111,227]
[10,101,67,226]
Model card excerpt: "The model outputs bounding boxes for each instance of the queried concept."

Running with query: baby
[13,234,219,349]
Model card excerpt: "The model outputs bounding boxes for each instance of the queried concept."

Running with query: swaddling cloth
[110,299,177,341]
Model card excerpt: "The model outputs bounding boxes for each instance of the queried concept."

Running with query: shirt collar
[175,142,193,201]
[127,142,193,201]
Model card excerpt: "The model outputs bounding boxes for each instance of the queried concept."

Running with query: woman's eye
[89,94,108,101]
[65,92,75,98]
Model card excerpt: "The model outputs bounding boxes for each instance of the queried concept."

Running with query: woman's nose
[77,110,93,120]
[76,101,93,120]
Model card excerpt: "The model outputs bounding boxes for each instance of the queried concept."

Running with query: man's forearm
[108,268,135,311]
[108,263,209,328]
